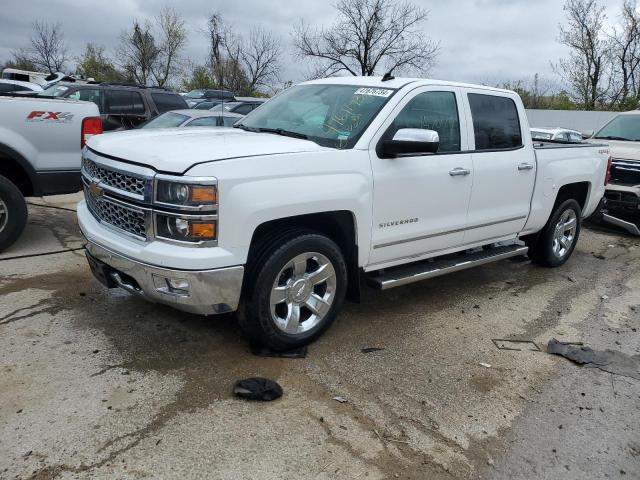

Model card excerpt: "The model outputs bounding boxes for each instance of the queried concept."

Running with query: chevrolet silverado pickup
[78,77,610,350]
[0,94,101,251]
[589,111,640,235]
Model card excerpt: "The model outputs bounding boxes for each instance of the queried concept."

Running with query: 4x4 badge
[89,181,103,199]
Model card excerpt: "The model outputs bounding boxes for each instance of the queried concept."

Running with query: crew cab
[78,77,609,350]
[0,94,101,251]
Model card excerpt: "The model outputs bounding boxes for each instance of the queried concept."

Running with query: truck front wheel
[0,174,28,253]
[241,230,348,350]
[526,199,582,267]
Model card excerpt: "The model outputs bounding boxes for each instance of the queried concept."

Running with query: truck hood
[589,139,640,161]
[87,127,328,173]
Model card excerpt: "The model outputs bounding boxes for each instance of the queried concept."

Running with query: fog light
[166,278,190,294]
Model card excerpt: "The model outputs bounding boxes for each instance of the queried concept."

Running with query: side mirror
[582,130,594,139]
[381,128,440,157]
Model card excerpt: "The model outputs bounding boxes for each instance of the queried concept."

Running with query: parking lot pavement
[0,197,638,480]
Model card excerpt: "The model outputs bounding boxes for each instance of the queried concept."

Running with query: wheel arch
[0,142,38,196]
[555,181,590,212]
[247,211,361,302]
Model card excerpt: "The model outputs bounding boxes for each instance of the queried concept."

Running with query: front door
[368,87,474,268]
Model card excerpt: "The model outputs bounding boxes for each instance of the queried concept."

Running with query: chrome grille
[82,157,147,197]
[84,184,148,239]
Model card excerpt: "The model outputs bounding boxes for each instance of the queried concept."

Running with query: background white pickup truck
[0,94,101,251]
[78,77,610,350]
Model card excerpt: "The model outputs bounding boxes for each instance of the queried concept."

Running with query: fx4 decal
[26,111,74,123]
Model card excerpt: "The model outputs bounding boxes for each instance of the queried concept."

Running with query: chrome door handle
[518,163,534,171]
[449,167,471,176]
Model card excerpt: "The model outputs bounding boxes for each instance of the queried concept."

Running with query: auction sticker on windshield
[354,88,393,97]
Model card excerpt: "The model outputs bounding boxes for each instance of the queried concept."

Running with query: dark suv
[39,82,189,131]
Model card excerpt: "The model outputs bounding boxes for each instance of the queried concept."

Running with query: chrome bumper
[84,240,244,315]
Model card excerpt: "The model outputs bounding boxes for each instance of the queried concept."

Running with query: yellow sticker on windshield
[354,88,393,97]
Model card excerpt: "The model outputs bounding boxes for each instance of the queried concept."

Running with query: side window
[186,117,219,127]
[468,93,522,150]
[222,116,239,127]
[569,132,582,143]
[68,89,102,108]
[105,90,145,115]
[388,91,461,153]
[151,93,188,113]
[555,132,568,142]
[232,104,253,115]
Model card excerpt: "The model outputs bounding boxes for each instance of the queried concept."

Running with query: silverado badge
[89,181,104,199]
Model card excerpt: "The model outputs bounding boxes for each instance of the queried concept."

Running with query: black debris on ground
[249,341,307,358]
[233,377,283,401]
[547,338,640,380]
[361,347,385,354]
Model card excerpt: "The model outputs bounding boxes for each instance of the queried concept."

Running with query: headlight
[155,214,217,244]
[156,178,217,209]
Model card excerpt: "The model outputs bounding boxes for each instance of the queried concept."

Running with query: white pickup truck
[0,94,101,251]
[78,77,610,350]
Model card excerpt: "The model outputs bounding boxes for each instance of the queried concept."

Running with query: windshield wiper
[233,124,308,140]
[594,135,633,141]
[233,123,259,132]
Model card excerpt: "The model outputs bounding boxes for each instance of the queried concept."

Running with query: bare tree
[202,13,282,95]
[117,21,158,85]
[293,0,439,77]
[609,0,640,107]
[556,0,611,109]
[27,20,68,73]
[241,27,282,93]
[151,8,187,87]
[117,10,186,87]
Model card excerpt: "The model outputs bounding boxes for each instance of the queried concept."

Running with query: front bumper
[84,239,244,315]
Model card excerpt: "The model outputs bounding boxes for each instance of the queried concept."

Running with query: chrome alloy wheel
[270,252,337,334]
[0,198,7,233]
[552,208,577,258]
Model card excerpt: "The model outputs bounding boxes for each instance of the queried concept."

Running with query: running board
[366,244,529,290]
[602,214,640,236]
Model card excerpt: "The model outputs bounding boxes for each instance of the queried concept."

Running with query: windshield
[141,112,189,129]
[186,90,205,99]
[209,102,238,113]
[594,114,640,141]
[237,84,395,149]
[38,84,70,97]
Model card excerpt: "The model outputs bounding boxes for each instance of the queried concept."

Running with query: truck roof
[301,76,515,95]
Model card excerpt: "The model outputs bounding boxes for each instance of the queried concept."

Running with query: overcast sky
[0,0,628,88]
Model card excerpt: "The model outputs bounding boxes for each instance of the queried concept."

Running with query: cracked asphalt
[1,193,639,479]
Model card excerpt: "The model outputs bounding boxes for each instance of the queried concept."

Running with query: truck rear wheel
[526,199,581,267]
[0,174,28,253]
[241,229,348,351]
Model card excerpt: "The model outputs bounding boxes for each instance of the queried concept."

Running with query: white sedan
[531,127,584,143]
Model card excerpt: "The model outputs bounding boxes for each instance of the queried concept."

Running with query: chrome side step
[366,244,529,290]
[602,214,640,236]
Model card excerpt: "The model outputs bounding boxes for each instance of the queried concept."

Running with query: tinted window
[151,92,188,113]
[388,91,461,153]
[222,116,239,127]
[468,93,522,150]
[0,83,28,92]
[67,88,101,108]
[186,116,220,127]
[194,102,214,110]
[232,103,253,115]
[105,90,145,114]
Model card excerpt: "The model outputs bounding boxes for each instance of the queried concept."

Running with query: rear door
[368,86,474,267]
[462,90,536,244]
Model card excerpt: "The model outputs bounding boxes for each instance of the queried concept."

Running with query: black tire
[526,199,582,267]
[0,174,28,253]
[241,229,348,350]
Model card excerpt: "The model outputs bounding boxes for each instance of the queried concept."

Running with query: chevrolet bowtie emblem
[89,181,103,199]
